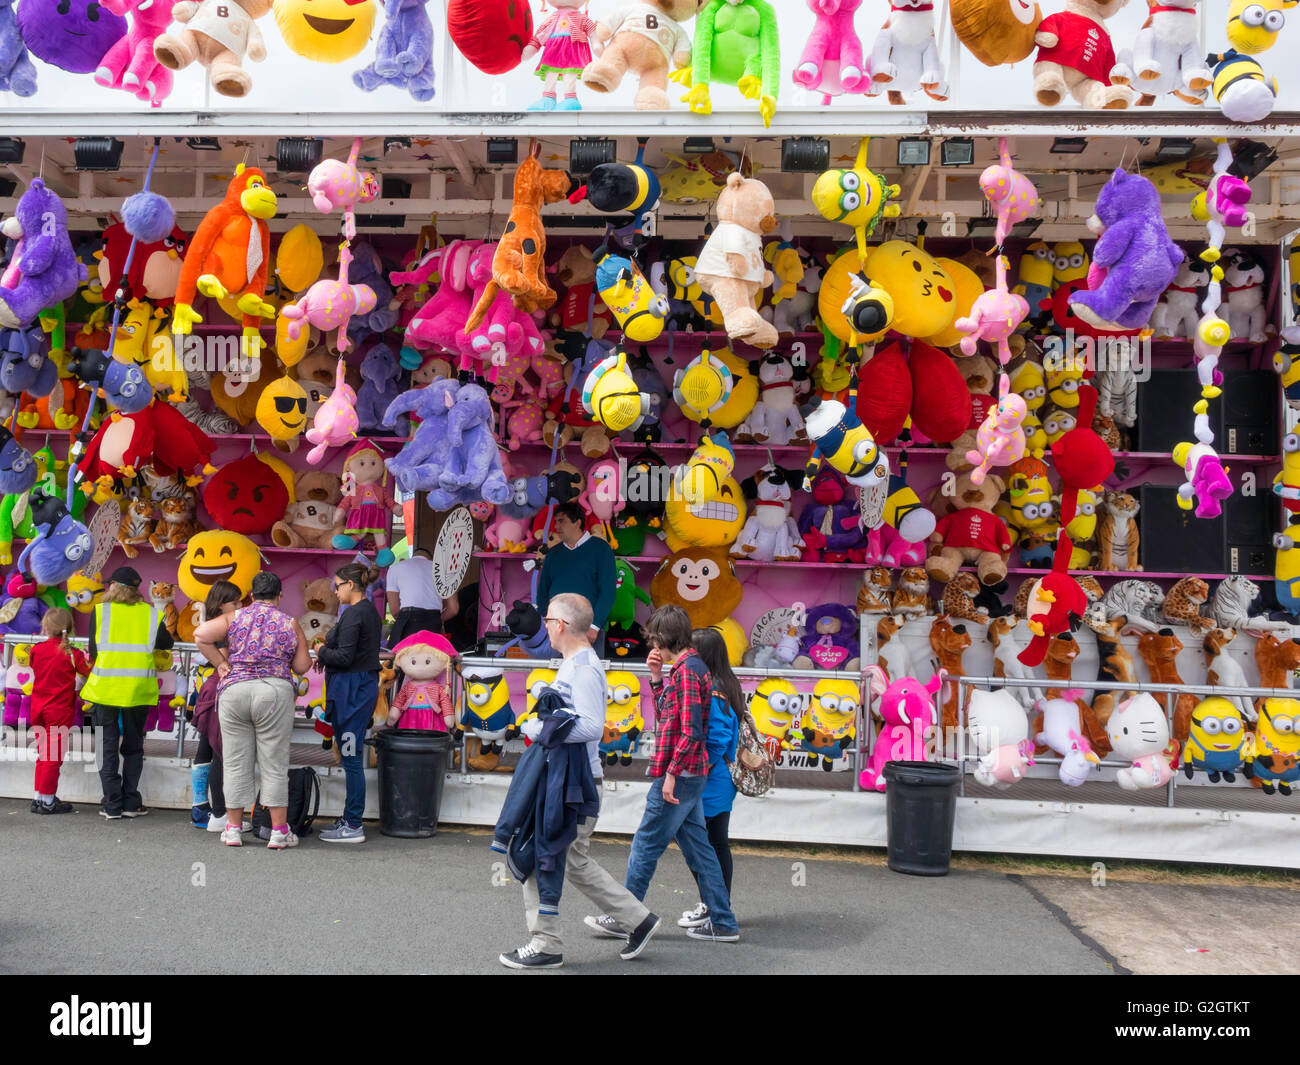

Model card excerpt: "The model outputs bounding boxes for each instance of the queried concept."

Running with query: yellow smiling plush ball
[664,474,747,551]
[274,0,377,63]
[925,258,987,348]
[256,374,311,441]
[864,241,957,340]
[178,530,262,601]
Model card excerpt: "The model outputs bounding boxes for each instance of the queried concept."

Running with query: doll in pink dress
[332,440,400,567]
[522,0,600,112]
[387,631,457,732]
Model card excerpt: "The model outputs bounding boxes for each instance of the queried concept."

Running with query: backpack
[730,708,775,798]
[252,767,321,840]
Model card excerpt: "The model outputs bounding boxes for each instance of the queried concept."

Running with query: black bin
[369,729,451,838]
[883,761,960,876]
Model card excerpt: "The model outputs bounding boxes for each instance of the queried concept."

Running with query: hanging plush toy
[673,348,734,427]
[97,220,188,308]
[968,688,1036,788]
[92,0,174,105]
[274,0,376,62]
[0,181,88,330]
[678,0,781,126]
[202,453,289,535]
[1110,0,1212,104]
[352,0,436,100]
[0,0,37,95]
[519,0,600,110]
[17,0,126,71]
[676,430,735,507]
[950,0,1041,67]
[801,380,886,493]
[792,0,867,101]
[152,0,273,97]
[15,492,94,587]
[281,245,377,355]
[1206,49,1277,122]
[1031,0,1134,108]
[304,359,360,465]
[980,138,1040,248]
[582,1,698,108]
[582,347,656,434]
[306,138,378,235]
[332,440,400,566]
[811,138,901,267]
[255,374,310,445]
[867,0,948,103]
[694,173,780,350]
[446,0,532,73]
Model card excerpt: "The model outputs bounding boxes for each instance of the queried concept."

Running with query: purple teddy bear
[352,0,435,102]
[0,180,89,329]
[1068,168,1184,333]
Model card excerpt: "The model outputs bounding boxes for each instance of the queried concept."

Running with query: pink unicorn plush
[281,244,377,354]
[965,376,1027,486]
[979,137,1040,248]
[305,359,360,465]
[95,0,174,106]
[860,665,943,792]
[307,138,379,240]
[792,0,868,101]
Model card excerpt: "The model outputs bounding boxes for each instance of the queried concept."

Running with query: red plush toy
[202,453,289,535]
[856,340,971,445]
[77,402,215,495]
[98,221,188,306]
[447,0,532,74]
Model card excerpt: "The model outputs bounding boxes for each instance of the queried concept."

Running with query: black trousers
[389,607,442,649]
[194,733,226,818]
[690,810,733,896]
[92,706,150,815]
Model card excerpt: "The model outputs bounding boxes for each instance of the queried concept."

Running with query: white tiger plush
[1101,579,1166,631]
[1212,575,1292,632]
[175,398,239,436]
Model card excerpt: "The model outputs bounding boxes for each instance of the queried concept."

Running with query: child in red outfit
[30,608,92,814]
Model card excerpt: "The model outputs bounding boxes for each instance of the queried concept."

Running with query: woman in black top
[316,563,382,843]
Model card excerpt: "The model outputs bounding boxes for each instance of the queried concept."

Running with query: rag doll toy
[93,0,175,105]
[152,0,273,97]
[305,360,360,465]
[16,0,126,71]
[522,0,600,111]
[352,0,437,101]
[867,0,948,103]
[792,0,868,101]
[678,0,781,126]
[0,0,37,96]
[332,440,400,566]
[1032,0,1135,109]
[582,0,701,110]
[0,181,88,330]
[388,631,457,731]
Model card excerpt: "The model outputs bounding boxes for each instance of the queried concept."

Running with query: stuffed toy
[764,250,822,336]
[1106,692,1179,789]
[577,457,624,544]
[383,377,459,492]
[676,430,735,507]
[802,382,886,492]
[956,259,1030,370]
[678,0,780,125]
[338,245,397,340]
[153,0,273,97]
[306,139,379,236]
[1173,438,1233,518]
[1151,259,1207,340]
[484,476,543,553]
[856,340,971,449]
[392,240,479,358]
[691,173,779,350]
[282,247,377,356]
[980,138,1040,249]
[650,546,746,662]
[867,0,948,103]
[15,493,94,587]
[747,677,799,760]
[735,351,803,445]
[97,220,188,307]
[594,253,668,344]
[1179,694,1247,781]
[672,347,756,430]
[274,222,324,298]
[792,0,867,100]
[968,688,1035,788]
[1034,691,1101,785]
[0,0,37,96]
[950,0,1041,66]
[946,353,999,473]
[0,571,46,640]
[582,0,701,109]
[176,529,261,602]
[1032,0,1134,108]
[597,671,644,765]
[0,327,56,411]
[859,667,942,791]
[926,469,1011,586]
[94,0,174,105]
[464,244,548,376]
[792,603,860,671]
[465,151,574,327]
[2,642,33,727]
[925,257,987,351]
[17,0,126,70]
[304,359,360,465]
[1245,696,1300,795]
[731,464,803,562]
[0,425,35,500]
[795,677,857,771]
[622,345,668,443]
[811,141,902,268]
[117,496,154,558]
[274,0,375,63]
[1207,49,1276,122]
[271,469,341,550]
[331,440,399,563]
[202,453,288,536]
[965,381,1028,486]
[0,181,87,330]
[612,449,668,555]
[386,631,456,732]
[518,0,600,110]
[1223,249,1267,342]
[608,558,652,630]
[352,0,435,99]
[420,383,510,512]
[253,374,309,446]
[1110,0,1211,104]
[147,492,201,552]
[354,344,404,432]
[171,166,277,340]
[76,401,215,498]
[797,468,862,563]
[446,0,531,73]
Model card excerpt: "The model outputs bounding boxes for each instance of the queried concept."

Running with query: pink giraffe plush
[955,254,1029,365]
[464,243,547,378]
[965,375,1027,486]
[503,401,544,450]
[307,138,379,240]
[979,137,1040,248]
[396,240,481,362]
[859,666,944,792]
[94,0,174,106]
[792,0,869,101]
[305,359,360,465]
[281,244,377,354]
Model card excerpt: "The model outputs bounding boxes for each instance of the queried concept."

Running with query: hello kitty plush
[387,631,456,731]
[1108,692,1179,789]
[967,687,1034,788]
[332,439,400,566]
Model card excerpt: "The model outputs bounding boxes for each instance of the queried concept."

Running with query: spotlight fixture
[940,137,975,167]
[73,137,124,172]
[967,217,997,238]
[383,137,412,154]
[569,138,617,176]
[781,137,830,173]
[355,213,406,229]
[184,137,222,151]
[275,137,323,173]
[1230,140,1277,181]
[683,137,716,155]
[381,176,412,199]
[486,138,518,165]
[0,138,25,164]
[1050,137,1087,155]
[897,138,931,167]
[1154,137,1196,162]
[1011,217,1042,238]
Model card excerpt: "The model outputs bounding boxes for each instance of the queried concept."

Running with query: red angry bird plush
[202,453,290,534]
[76,402,215,499]
[98,221,188,306]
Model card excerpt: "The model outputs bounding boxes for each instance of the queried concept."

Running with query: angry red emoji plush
[202,454,290,535]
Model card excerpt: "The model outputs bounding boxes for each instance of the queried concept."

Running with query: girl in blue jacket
[679,628,742,929]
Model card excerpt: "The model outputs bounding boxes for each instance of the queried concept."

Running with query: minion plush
[582,348,656,433]
[673,349,735,427]
[1273,430,1300,513]
[1273,518,1300,616]
[1010,360,1047,412]
[1046,363,1083,409]
[1245,697,1300,794]
[1225,0,1289,54]
[801,387,887,492]
[1065,487,1100,568]
[459,668,515,764]
[667,256,723,328]
[1014,242,1055,312]
[1207,50,1278,123]
[1051,242,1090,289]
[599,671,644,766]
[1021,410,1047,456]
[799,678,859,771]
[1042,406,1077,446]
[65,571,104,614]
[595,254,668,342]
[749,678,800,762]
[1182,697,1247,782]
[811,137,901,265]
[1272,333,1300,411]
[515,667,556,743]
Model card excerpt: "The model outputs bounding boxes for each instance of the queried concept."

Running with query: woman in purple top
[195,572,312,850]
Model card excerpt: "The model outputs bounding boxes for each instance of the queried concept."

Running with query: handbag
[730,708,775,798]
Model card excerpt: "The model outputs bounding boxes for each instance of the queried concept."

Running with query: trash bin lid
[883,760,959,787]
[370,728,454,754]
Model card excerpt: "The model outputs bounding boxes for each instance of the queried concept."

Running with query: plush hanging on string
[792,0,869,102]
[810,137,901,268]
[94,0,175,107]
[0,181,88,330]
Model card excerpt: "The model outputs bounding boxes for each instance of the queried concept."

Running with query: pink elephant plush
[464,242,546,378]
[395,239,481,365]
[860,666,944,791]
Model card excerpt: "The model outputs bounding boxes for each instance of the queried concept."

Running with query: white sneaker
[206,815,252,833]
[678,902,710,928]
[267,827,299,850]
[583,914,628,940]
[220,824,243,847]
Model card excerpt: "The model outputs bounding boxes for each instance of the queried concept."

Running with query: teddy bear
[152,0,273,98]
[0,180,88,329]
[946,353,999,473]
[299,576,340,648]
[1032,0,1135,110]
[792,603,862,672]
[581,0,704,110]
[271,469,342,550]
[926,470,1012,586]
[693,173,779,350]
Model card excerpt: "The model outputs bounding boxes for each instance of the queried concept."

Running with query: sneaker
[191,803,212,828]
[267,828,299,850]
[29,799,40,813]
[122,807,149,818]
[220,824,243,847]
[583,914,628,940]
[498,944,563,970]
[319,821,366,844]
[678,902,710,928]
[685,919,740,943]
[99,809,123,820]
[205,814,252,834]
[36,799,74,814]
[619,914,661,961]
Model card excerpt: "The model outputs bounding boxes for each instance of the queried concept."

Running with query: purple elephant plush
[424,382,511,511]
[1068,169,1184,333]
[0,0,38,96]
[356,343,405,431]
[0,180,89,329]
[352,0,435,102]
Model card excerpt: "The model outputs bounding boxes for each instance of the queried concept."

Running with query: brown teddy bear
[299,577,340,648]
[926,470,1011,586]
[1032,0,1134,109]
[694,173,779,350]
[153,0,274,99]
[271,470,342,549]
[582,1,705,110]
[946,354,999,472]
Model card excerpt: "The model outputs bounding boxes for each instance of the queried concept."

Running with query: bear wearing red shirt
[1033,0,1135,109]
[925,470,1012,587]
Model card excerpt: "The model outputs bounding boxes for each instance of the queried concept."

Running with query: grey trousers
[521,801,650,955]
[218,678,296,811]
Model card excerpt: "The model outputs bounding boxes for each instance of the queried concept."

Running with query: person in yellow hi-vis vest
[83,567,175,820]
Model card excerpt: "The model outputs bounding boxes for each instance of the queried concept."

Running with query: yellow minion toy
[1182,696,1247,782]
[1014,241,1055,309]
[596,254,668,343]
[65,572,105,614]
[1245,697,1300,794]
[515,668,557,739]
[1051,242,1090,288]
[1010,360,1047,411]
[749,678,800,761]
[1046,363,1084,409]
[600,671,644,766]
[1225,0,1292,54]
[582,348,655,434]
[811,137,901,265]
[802,385,886,492]
[800,678,859,771]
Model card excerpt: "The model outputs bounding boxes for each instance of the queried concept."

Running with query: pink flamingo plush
[307,138,379,240]
[955,254,1030,365]
[94,0,175,106]
[792,0,869,101]
[305,359,360,465]
[860,666,944,792]
[281,244,377,354]
[979,137,1040,248]
[965,376,1027,486]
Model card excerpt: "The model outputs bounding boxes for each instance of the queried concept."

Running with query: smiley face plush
[201,454,289,534]
[864,241,957,341]
[17,0,127,73]
[256,374,310,441]
[273,0,377,62]
[650,548,743,628]
[177,530,262,600]
[663,473,747,551]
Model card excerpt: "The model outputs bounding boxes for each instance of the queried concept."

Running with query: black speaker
[1135,371,1216,453]
[1139,484,1277,575]
[1219,370,1279,456]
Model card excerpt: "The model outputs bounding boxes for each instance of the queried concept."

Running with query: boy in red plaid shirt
[586,605,740,944]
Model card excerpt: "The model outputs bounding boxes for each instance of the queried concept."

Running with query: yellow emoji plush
[664,474,747,551]
[273,0,376,62]
[863,241,958,341]
[275,223,324,294]
[256,374,310,442]
[177,530,262,601]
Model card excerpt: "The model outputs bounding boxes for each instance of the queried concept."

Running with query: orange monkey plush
[172,164,278,340]
[465,149,574,328]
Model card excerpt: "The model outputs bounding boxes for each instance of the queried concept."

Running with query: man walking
[586,605,740,943]
[536,503,617,657]
[498,592,661,970]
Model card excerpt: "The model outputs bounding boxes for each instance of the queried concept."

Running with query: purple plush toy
[16,0,126,72]
[0,0,38,96]
[356,343,405,431]
[0,180,89,329]
[352,0,435,102]
[798,468,864,563]
[1068,169,1184,333]
[792,603,862,672]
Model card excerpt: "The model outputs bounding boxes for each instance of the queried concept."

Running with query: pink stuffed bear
[792,0,869,100]
[859,665,944,791]
[94,0,175,106]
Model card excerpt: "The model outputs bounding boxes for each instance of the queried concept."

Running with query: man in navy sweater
[536,502,618,657]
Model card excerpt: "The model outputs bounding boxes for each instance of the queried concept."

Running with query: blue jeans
[327,671,379,827]
[624,775,738,934]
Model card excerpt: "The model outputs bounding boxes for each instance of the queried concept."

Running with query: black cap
[109,566,142,588]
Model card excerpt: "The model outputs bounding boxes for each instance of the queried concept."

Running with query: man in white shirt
[499,592,661,970]
[386,548,458,645]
